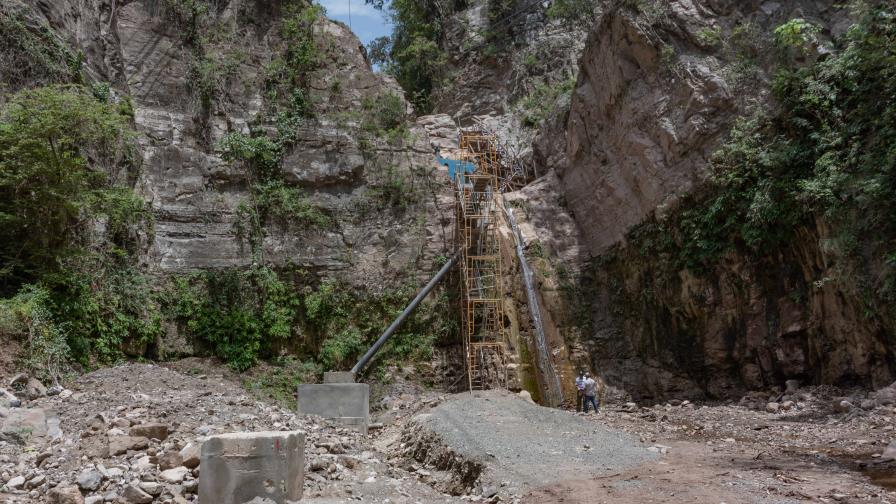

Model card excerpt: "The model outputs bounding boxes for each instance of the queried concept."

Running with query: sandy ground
[522,402,896,503]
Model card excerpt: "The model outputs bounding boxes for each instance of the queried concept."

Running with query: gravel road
[419,390,656,492]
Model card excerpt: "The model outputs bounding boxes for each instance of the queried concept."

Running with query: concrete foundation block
[198,431,304,504]
[323,371,355,383]
[297,383,369,434]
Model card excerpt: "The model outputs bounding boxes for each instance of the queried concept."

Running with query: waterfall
[503,198,564,406]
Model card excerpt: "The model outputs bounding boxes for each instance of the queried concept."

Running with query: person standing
[575,371,586,412]
[583,372,600,414]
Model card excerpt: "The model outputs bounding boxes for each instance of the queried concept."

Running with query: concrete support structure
[198,431,304,504]
[297,383,369,434]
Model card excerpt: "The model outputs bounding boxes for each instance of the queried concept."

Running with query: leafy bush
[0,285,71,384]
[774,18,821,54]
[165,265,299,371]
[0,85,142,289]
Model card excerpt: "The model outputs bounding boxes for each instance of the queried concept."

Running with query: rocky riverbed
[2,361,896,504]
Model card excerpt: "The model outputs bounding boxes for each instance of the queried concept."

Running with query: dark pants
[576,390,584,412]
[583,394,599,413]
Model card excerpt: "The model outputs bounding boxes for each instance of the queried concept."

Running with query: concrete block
[323,371,356,383]
[298,383,369,434]
[198,431,304,504]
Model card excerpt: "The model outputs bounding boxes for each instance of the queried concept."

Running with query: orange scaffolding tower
[455,132,508,391]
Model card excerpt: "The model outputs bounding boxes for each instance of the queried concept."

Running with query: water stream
[503,198,564,406]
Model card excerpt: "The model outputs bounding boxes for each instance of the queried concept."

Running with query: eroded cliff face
[586,216,896,400]
[557,0,847,255]
[541,0,895,400]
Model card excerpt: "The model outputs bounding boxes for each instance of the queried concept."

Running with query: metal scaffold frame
[455,132,508,391]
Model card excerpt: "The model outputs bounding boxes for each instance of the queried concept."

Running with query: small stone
[781,401,795,411]
[6,475,25,489]
[85,496,104,504]
[46,485,84,504]
[122,484,153,504]
[159,466,190,484]
[833,400,854,413]
[766,402,780,413]
[77,469,103,491]
[129,423,168,441]
[481,485,498,498]
[861,399,876,410]
[518,390,534,403]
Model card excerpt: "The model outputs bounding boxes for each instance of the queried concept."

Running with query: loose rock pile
[0,363,460,503]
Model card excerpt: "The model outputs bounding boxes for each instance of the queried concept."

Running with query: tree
[0,85,142,291]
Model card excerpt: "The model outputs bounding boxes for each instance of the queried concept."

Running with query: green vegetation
[613,5,896,305]
[546,0,600,29]
[365,0,449,112]
[774,18,821,54]
[0,85,144,287]
[0,85,158,371]
[517,76,576,127]
[0,8,83,91]
[697,26,722,47]
[264,3,324,108]
[0,286,72,384]
[164,271,452,373]
[361,92,409,141]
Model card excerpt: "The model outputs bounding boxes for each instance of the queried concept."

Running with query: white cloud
[318,0,383,19]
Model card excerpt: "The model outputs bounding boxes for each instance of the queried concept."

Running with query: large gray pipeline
[351,253,460,376]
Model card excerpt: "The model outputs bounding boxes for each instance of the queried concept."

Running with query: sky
[318,0,393,46]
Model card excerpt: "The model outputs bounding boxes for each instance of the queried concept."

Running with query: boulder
[180,442,201,469]
[882,440,896,461]
[6,475,26,489]
[24,377,48,399]
[765,402,780,413]
[108,436,149,456]
[129,423,168,441]
[122,484,153,504]
[518,390,535,403]
[46,485,85,504]
[0,388,21,408]
[832,399,854,413]
[158,451,183,471]
[160,466,190,484]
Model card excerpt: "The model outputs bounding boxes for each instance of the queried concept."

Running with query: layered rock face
[11,0,454,288]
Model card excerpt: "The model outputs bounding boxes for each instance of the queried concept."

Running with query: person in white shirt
[582,372,600,414]
[574,371,586,412]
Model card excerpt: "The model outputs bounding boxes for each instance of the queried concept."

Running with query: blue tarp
[436,150,476,184]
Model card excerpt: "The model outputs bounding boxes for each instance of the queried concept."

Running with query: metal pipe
[351,253,460,376]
